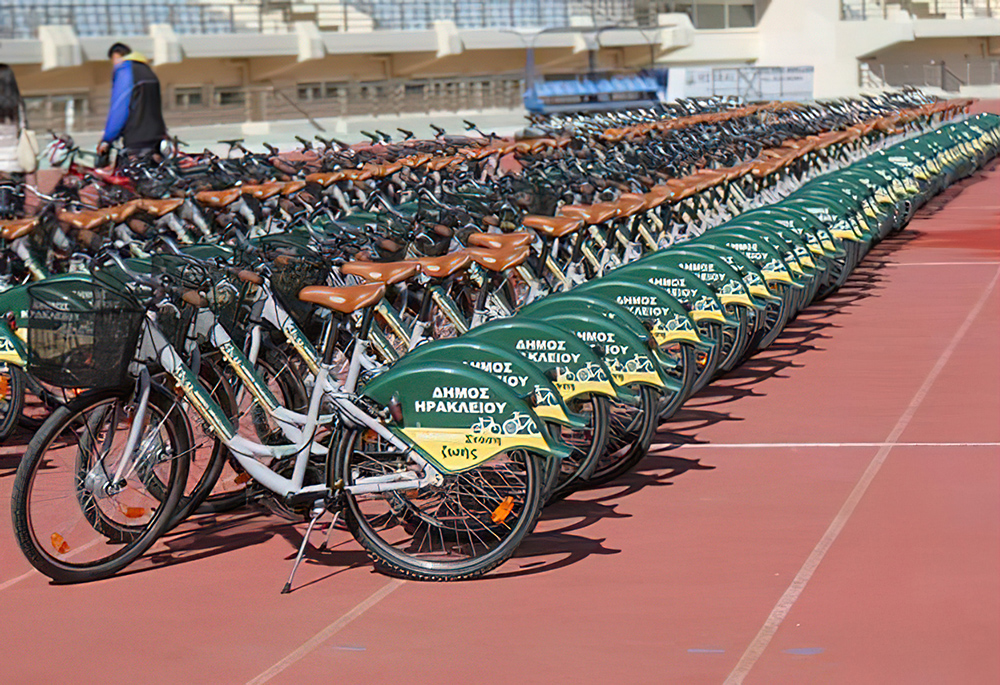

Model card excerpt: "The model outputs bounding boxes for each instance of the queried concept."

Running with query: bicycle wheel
[657,343,697,421]
[691,322,723,395]
[0,363,24,443]
[10,386,190,583]
[546,395,609,501]
[337,427,545,581]
[18,372,63,430]
[153,356,240,527]
[718,305,752,373]
[584,385,659,487]
[197,346,307,514]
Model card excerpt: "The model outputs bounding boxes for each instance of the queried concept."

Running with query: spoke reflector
[491,496,515,524]
[50,533,70,555]
[118,504,147,519]
[234,472,251,485]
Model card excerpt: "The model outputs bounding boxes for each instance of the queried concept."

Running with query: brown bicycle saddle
[298,283,386,314]
[195,188,242,208]
[136,198,184,216]
[0,217,40,241]
[467,232,533,250]
[242,182,285,200]
[557,202,619,225]
[341,260,420,285]
[413,252,472,278]
[463,245,529,273]
[57,208,112,231]
[521,215,582,238]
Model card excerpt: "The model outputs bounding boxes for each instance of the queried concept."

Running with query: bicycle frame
[128,308,442,500]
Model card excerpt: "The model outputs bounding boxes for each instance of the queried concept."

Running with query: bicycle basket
[151,254,254,345]
[27,276,144,389]
[260,236,329,330]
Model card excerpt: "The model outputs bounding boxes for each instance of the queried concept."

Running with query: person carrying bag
[0,63,38,173]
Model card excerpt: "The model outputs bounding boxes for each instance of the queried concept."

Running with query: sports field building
[1,0,997,139]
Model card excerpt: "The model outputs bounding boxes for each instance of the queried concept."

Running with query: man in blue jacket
[96,43,167,161]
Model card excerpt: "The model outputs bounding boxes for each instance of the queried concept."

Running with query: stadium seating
[0,1,638,39]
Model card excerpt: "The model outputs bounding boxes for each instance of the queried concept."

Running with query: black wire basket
[258,235,329,333]
[27,274,145,390]
[151,254,254,347]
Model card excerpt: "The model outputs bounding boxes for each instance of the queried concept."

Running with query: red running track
[1,140,998,685]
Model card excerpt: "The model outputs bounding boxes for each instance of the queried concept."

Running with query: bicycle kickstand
[281,500,327,594]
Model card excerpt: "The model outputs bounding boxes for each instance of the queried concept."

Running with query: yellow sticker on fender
[532,402,571,424]
[401,427,551,472]
[691,309,727,323]
[650,328,702,346]
[552,376,618,400]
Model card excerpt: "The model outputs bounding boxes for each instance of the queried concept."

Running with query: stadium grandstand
[0,0,996,141]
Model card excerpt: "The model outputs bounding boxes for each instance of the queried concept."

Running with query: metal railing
[351,1,636,31]
[23,74,526,134]
[638,1,765,29]
[842,0,996,20]
[860,60,999,91]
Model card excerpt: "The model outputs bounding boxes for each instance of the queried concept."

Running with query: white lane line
[0,537,104,592]
[677,442,1000,449]
[246,579,404,685]
[723,267,1000,685]
[0,569,37,592]
[885,261,1000,267]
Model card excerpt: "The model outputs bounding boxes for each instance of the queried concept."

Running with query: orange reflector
[50,533,70,555]
[118,504,147,519]
[0,374,9,397]
[234,472,251,485]
[491,496,515,524]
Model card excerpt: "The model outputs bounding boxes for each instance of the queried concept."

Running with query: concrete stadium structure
[0,0,996,143]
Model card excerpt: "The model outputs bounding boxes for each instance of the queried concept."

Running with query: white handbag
[16,127,39,173]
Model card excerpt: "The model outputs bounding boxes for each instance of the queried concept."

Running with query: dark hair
[108,43,132,59]
[0,64,23,125]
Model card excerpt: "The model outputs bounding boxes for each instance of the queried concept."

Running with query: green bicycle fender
[657,249,765,311]
[692,230,805,290]
[394,338,587,429]
[780,197,871,243]
[518,294,683,392]
[0,317,27,367]
[698,228,808,289]
[361,363,571,473]
[735,206,837,258]
[614,262,738,327]
[519,292,650,340]
[734,221,821,275]
[181,243,240,262]
[676,244,782,304]
[529,310,670,392]
[574,278,709,353]
[464,318,630,403]
[724,224,818,282]
[0,280,31,328]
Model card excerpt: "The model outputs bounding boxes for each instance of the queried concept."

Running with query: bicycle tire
[546,395,610,501]
[584,385,659,487]
[10,387,190,583]
[657,343,697,421]
[337,427,544,581]
[0,363,25,443]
